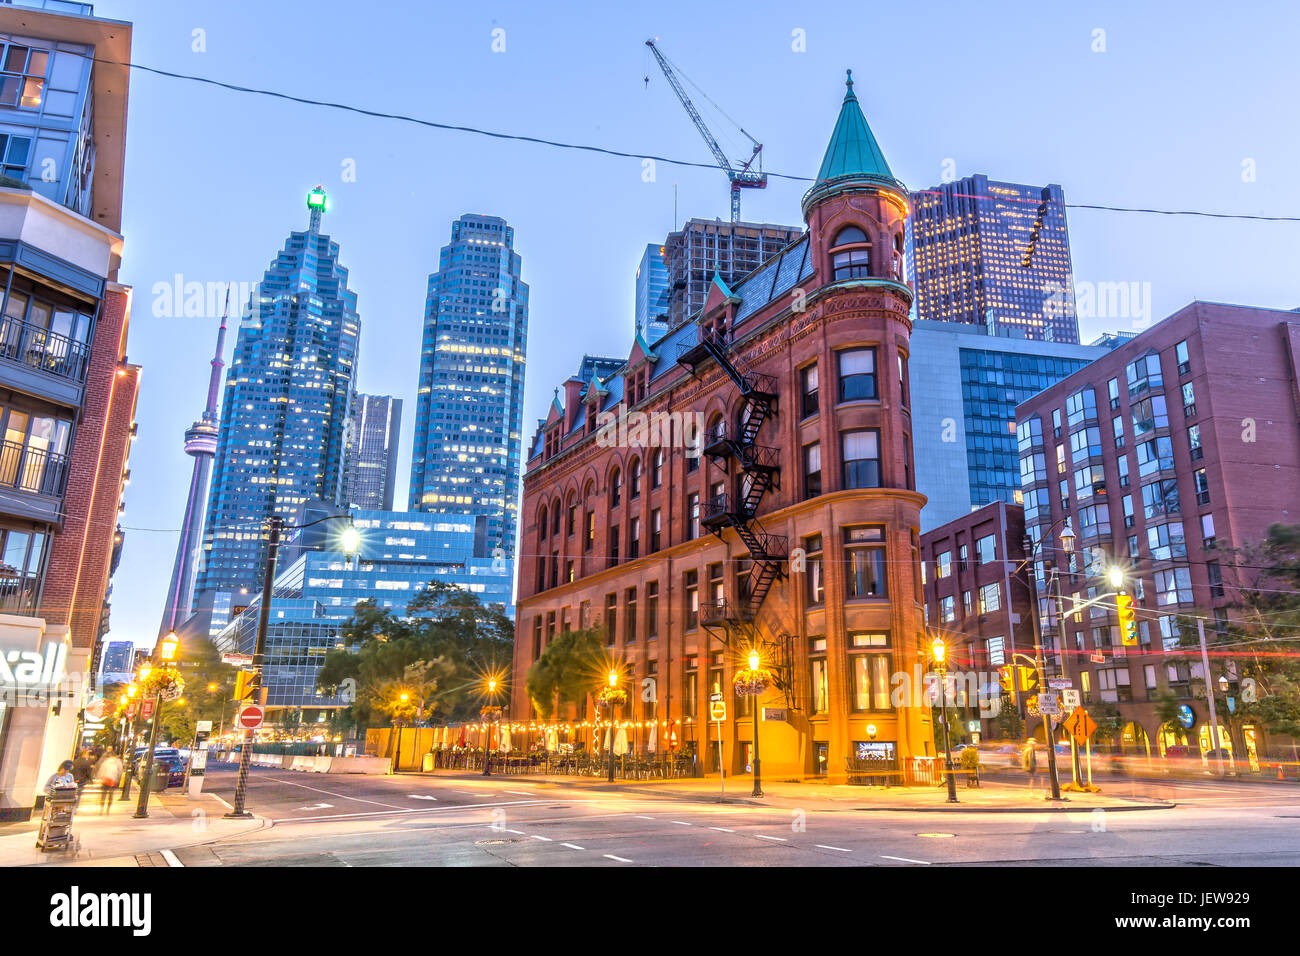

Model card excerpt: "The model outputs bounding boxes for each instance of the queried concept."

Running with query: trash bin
[151,762,168,792]
[422,752,435,772]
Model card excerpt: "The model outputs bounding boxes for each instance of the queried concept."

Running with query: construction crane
[645,38,767,223]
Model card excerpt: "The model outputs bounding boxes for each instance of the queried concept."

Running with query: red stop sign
[237,705,264,730]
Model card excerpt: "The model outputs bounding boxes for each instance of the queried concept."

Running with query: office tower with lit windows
[191,187,360,635]
[907,175,1080,343]
[634,243,671,344]
[342,393,401,510]
[408,214,528,592]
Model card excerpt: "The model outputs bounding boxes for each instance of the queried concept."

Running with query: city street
[172,766,1300,867]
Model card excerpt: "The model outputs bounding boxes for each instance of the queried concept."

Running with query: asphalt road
[171,765,1300,867]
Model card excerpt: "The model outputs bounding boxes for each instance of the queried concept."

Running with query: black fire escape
[678,327,795,707]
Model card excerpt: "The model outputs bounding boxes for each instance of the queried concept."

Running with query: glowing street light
[931,637,958,804]
[1106,566,1125,589]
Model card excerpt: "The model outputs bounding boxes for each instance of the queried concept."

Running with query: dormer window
[830,226,871,280]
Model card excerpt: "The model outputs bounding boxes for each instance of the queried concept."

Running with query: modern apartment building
[663,218,802,330]
[909,319,1114,529]
[342,393,401,510]
[634,242,671,345]
[512,74,935,781]
[408,214,528,597]
[213,502,513,724]
[908,175,1080,344]
[1015,301,1300,761]
[190,187,360,637]
[0,0,138,820]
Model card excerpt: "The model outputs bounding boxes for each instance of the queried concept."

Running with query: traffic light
[998,666,1015,694]
[998,665,1037,693]
[1117,593,1138,646]
[233,670,255,702]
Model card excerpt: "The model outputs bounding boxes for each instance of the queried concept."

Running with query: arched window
[538,505,548,542]
[609,467,622,508]
[565,491,578,536]
[831,225,870,280]
[551,498,562,536]
[892,233,904,280]
[629,458,642,499]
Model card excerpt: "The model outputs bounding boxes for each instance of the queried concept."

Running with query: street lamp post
[483,678,498,776]
[747,649,763,798]
[606,669,619,783]
[135,631,179,818]
[227,512,358,818]
[931,638,959,803]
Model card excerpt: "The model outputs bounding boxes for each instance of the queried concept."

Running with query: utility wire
[96,57,1300,225]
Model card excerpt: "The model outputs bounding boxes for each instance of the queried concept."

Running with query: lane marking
[671,821,692,826]
[210,794,233,810]
[530,835,552,842]
[604,854,633,863]
[408,795,437,801]
[562,842,585,850]
[881,855,930,865]
[160,849,183,868]
[709,826,734,832]
[756,835,787,842]
[268,797,562,824]
[256,775,409,809]
[505,790,534,796]
[295,803,334,811]
[635,814,655,819]
[815,844,851,852]
[503,828,525,835]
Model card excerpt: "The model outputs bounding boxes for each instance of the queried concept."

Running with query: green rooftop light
[307,187,329,212]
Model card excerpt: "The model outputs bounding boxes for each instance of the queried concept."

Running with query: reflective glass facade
[409,214,528,583]
[634,243,670,345]
[908,174,1080,344]
[342,393,401,510]
[213,508,513,712]
[194,193,360,624]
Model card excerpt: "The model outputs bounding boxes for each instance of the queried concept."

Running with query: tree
[525,627,605,719]
[318,583,514,729]
[1178,524,1300,757]
[157,637,235,744]
[993,692,1023,740]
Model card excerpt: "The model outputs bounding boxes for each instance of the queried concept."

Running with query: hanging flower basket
[140,668,185,702]
[596,686,627,708]
[733,667,774,697]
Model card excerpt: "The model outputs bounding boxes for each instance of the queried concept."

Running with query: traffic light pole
[226,515,282,819]
[1025,570,1063,801]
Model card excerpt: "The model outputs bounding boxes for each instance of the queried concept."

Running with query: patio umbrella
[614,726,629,757]
[500,725,512,751]
[457,725,466,748]
[547,726,559,751]
[647,722,657,753]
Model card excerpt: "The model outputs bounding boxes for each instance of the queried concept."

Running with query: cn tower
[158,295,230,637]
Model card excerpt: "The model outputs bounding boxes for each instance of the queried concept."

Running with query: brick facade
[40,284,138,649]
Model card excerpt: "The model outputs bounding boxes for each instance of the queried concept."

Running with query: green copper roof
[815,70,895,184]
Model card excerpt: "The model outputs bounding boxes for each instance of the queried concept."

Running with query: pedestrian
[45,760,76,795]
[72,747,95,800]
[94,747,124,814]
[1022,738,1038,791]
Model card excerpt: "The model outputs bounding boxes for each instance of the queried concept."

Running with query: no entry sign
[237,705,265,730]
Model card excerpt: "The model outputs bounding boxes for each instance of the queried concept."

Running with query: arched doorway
[1157,721,1187,756]
[1119,721,1151,756]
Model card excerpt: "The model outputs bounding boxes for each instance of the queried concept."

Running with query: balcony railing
[0,315,90,383]
[0,568,40,614]
[0,440,69,497]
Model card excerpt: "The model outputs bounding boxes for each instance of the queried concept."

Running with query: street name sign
[1048,678,1072,690]
[222,653,254,666]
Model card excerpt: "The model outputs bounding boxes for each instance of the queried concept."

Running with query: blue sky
[96,0,1300,647]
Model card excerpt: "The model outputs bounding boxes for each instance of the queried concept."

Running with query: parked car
[133,747,188,787]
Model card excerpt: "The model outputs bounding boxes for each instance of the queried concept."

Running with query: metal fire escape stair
[677,327,795,708]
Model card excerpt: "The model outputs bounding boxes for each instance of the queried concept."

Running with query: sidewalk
[0,786,268,867]
[413,770,1176,812]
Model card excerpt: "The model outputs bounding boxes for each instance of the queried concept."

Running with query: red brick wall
[41,285,139,649]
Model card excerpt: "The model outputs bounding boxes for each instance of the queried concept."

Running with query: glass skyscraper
[634,242,670,345]
[192,187,360,633]
[408,214,528,586]
[907,174,1080,344]
[342,393,401,510]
